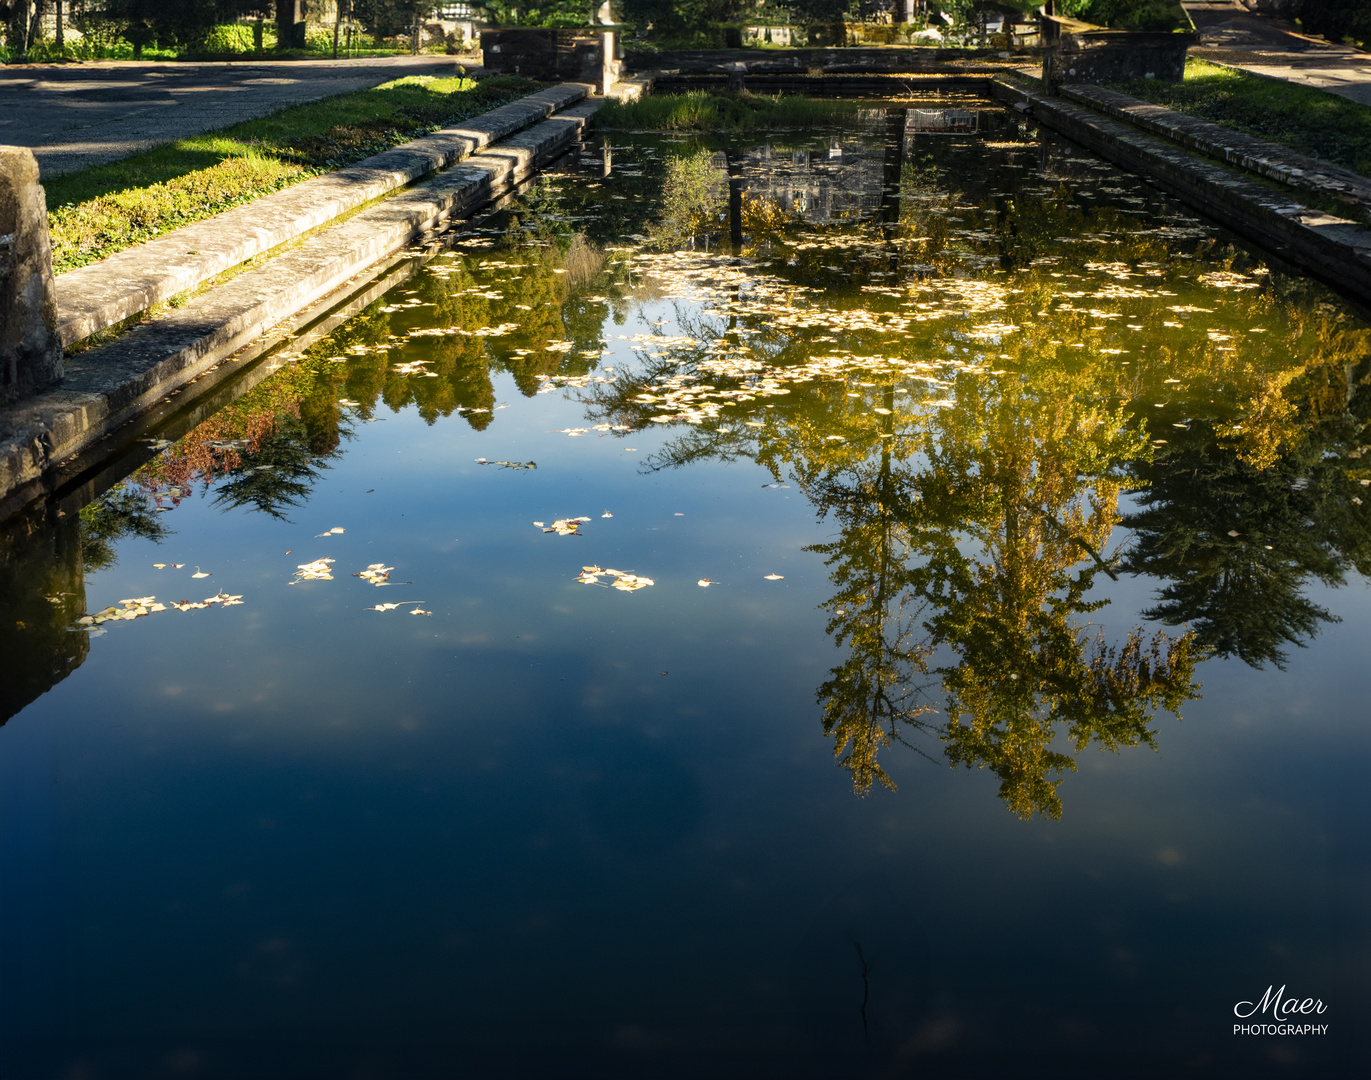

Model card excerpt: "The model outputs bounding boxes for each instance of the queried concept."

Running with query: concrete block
[0,147,63,406]
[483,29,616,91]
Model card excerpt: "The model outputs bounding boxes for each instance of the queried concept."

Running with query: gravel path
[0,55,475,178]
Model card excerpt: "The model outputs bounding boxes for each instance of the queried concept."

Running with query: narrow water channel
[2,104,1367,1077]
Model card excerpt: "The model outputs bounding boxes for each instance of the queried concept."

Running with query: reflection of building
[718,107,999,223]
[718,136,888,223]
[907,108,978,133]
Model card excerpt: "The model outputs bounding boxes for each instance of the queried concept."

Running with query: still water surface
[2,106,1368,1078]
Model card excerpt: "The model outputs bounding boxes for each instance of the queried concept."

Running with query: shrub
[199,22,275,54]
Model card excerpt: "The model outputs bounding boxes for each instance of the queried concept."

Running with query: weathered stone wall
[0,147,64,407]
[482,30,618,90]
[1041,15,1194,90]
[623,46,1002,74]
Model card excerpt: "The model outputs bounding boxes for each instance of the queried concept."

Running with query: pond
[2,103,1368,1078]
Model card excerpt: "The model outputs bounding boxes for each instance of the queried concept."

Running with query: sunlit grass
[1110,58,1371,176]
[44,74,539,274]
[593,91,863,132]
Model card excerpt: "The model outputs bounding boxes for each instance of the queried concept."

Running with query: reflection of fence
[906,109,978,134]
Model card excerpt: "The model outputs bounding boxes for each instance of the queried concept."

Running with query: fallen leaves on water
[71,591,242,631]
[577,565,655,591]
[697,579,714,587]
[355,563,394,586]
[191,568,211,579]
[538,517,591,536]
[290,557,335,583]
[368,600,428,612]
[315,527,346,537]
[601,511,613,518]
[764,574,785,580]
[392,361,439,377]
[475,458,537,470]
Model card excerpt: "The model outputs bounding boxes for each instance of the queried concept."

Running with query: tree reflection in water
[567,129,1371,816]
[606,327,1202,818]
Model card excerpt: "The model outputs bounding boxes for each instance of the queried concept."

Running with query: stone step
[51,83,591,348]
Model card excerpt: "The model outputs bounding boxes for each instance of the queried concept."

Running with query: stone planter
[1040,10,1196,92]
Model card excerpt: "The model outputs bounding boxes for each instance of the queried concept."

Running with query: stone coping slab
[1,101,600,506]
[623,47,1014,75]
[990,75,1371,306]
[52,82,590,349]
[1061,82,1371,221]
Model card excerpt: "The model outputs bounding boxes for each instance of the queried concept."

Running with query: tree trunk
[333,0,344,59]
[29,0,47,51]
[6,4,30,59]
[55,0,63,50]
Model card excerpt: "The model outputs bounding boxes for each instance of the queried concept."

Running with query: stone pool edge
[990,74,1371,307]
[0,98,602,512]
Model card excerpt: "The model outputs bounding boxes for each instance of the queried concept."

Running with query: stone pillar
[1,147,63,407]
[600,31,618,93]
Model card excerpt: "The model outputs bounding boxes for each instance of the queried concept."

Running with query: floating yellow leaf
[764,574,785,580]
[355,563,395,586]
[541,517,592,536]
[291,557,335,583]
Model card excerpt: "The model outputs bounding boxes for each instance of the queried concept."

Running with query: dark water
[2,106,1368,1078]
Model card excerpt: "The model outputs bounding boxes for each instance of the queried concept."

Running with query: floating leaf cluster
[71,591,243,635]
[577,565,654,591]
[535,517,591,536]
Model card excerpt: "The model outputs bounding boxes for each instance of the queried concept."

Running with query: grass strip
[1108,58,1371,178]
[592,91,864,132]
[44,73,539,275]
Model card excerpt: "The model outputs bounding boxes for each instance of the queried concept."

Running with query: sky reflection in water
[2,107,1369,1078]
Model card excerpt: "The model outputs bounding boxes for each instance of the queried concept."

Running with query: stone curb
[1059,82,1371,222]
[52,82,590,348]
[1,100,600,506]
[990,75,1371,307]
